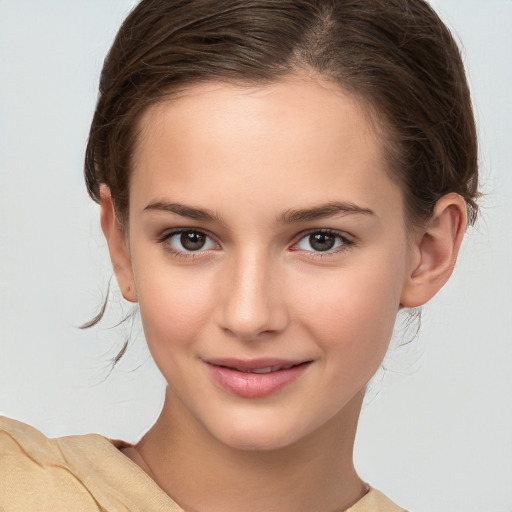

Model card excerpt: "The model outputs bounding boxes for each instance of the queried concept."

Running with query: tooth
[235,364,298,374]
[251,367,274,374]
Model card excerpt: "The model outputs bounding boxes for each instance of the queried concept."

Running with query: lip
[205,358,312,398]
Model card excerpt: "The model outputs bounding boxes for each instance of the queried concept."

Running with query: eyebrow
[144,200,220,222]
[144,199,375,224]
[279,201,375,223]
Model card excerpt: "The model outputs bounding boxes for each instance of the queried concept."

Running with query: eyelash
[157,228,219,259]
[157,228,355,259]
[290,229,355,258]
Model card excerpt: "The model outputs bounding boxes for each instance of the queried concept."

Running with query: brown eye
[181,231,206,251]
[309,233,336,251]
[164,230,217,253]
[296,231,348,253]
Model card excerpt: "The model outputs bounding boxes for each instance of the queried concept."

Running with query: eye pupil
[181,231,206,251]
[309,233,336,251]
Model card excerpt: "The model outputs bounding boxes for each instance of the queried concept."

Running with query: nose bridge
[219,248,287,339]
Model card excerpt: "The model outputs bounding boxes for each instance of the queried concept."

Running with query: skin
[101,75,467,512]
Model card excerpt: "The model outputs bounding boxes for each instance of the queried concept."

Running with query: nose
[217,251,289,341]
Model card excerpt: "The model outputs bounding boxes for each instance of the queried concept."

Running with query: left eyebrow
[279,201,375,223]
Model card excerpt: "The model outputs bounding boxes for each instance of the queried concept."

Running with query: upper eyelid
[292,228,354,243]
[158,227,217,242]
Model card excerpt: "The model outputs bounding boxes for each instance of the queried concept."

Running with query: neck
[131,387,367,512]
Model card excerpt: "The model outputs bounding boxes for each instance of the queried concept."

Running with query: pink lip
[205,358,312,398]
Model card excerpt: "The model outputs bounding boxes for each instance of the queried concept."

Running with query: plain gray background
[0,1,511,511]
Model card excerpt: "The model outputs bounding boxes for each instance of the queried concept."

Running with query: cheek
[291,262,403,366]
[133,262,215,352]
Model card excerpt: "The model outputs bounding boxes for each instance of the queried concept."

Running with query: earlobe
[400,193,467,308]
[99,185,138,303]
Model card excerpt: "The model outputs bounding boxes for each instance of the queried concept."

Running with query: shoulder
[348,487,409,512]
[0,416,105,510]
[1,415,62,461]
[0,416,182,511]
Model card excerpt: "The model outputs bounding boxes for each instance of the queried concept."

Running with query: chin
[207,413,312,452]
[221,431,298,452]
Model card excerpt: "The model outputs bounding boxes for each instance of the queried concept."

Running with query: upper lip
[204,358,311,372]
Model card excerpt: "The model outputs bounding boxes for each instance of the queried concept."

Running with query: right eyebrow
[143,200,221,222]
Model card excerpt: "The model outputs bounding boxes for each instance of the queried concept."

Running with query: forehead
[130,76,402,222]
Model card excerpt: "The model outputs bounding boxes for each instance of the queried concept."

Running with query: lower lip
[206,362,311,398]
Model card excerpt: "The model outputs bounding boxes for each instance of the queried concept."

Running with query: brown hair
[85,0,478,229]
[83,0,479,368]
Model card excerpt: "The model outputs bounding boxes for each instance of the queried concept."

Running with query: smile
[205,359,312,398]
[230,363,298,374]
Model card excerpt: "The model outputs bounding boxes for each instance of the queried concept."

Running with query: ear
[100,185,138,303]
[400,193,467,308]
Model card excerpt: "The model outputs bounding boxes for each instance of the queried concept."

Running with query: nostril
[216,261,290,339]
[220,324,278,341]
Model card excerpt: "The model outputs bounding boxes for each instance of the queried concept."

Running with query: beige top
[0,416,406,511]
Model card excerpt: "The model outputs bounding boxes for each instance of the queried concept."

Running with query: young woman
[0,0,481,510]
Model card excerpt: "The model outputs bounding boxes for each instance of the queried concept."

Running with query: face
[120,76,416,450]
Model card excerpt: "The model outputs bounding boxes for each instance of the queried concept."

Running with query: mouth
[205,359,312,398]
[221,362,305,373]
[206,357,310,372]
